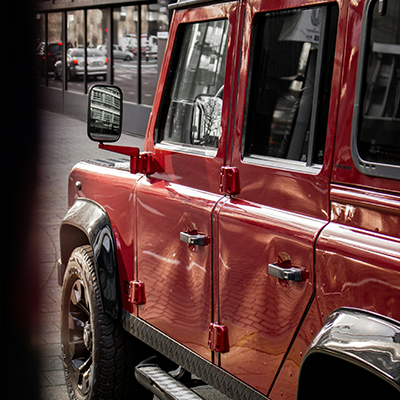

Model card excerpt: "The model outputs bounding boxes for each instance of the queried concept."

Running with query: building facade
[36,0,171,135]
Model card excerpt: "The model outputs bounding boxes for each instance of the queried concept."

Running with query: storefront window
[113,6,138,103]
[67,10,85,92]
[142,4,159,105]
[88,9,108,90]
[113,4,167,105]
[36,13,63,88]
[37,3,171,112]
[36,13,46,84]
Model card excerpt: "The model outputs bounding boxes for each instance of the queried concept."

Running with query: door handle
[180,232,208,246]
[268,263,302,282]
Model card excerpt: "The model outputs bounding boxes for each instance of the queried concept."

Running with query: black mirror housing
[87,85,123,142]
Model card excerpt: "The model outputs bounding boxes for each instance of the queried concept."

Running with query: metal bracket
[128,281,146,304]
[219,166,240,195]
[98,144,160,175]
[208,323,230,353]
[138,152,160,175]
[99,143,140,174]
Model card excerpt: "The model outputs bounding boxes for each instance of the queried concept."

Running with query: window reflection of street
[38,58,158,103]
[36,5,168,106]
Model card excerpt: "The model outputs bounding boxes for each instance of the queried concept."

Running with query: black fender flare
[298,308,400,395]
[59,198,121,319]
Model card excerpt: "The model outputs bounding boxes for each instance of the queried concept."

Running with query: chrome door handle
[268,263,302,282]
[180,232,208,246]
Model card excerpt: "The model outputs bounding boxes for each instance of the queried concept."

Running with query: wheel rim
[67,278,93,395]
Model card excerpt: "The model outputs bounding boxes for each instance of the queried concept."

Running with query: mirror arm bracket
[98,144,161,175]
[99,143,140,173]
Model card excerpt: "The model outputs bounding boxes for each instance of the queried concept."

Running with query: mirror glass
[88,85,123,142]
[191,95,223,148]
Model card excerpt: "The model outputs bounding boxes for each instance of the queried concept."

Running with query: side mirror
[191,94,223,148]
[87,85,123,142]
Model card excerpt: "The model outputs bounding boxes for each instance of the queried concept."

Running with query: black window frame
[154,18,230,156]
[351,0,400,180]
[241,3,339,172]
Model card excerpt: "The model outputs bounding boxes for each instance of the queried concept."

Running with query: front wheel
[61,245,153,400]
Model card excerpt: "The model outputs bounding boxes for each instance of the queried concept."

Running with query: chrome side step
[135,359,204,400]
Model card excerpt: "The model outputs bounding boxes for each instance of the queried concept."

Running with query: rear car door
[215,0,343,395]
[317,0,400,325]
[135,2,239,362]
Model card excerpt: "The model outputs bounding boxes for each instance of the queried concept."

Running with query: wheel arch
[59,198,121,319]
[297,308,400,399]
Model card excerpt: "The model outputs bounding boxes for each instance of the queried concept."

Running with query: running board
[124,311,269,400]
[135,359,204,400]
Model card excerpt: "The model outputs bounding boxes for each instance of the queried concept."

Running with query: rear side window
[242,5,338,169]
[352,0,400,179]
[156,19,229,151]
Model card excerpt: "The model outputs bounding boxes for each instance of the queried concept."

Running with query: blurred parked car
[97,44,134,61]
[144,35,158,61]
[37,41,72,75]
[54,48,108,81]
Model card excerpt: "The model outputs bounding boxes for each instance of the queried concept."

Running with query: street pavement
[34,109,144,400]
[34,110,227,400]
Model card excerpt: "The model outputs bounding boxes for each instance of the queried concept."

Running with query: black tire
[61,245,153,400]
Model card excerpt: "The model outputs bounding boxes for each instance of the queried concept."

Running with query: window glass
[36,13,47,82]
[157,19,229,148]
[113,5,167,105]
[142,4,161,106]
[42,13,63,88]
[358,0,400,167]
[243,5,338,166]
[87,9,108,89]
[67,10,85,92]
[113,6,138,103]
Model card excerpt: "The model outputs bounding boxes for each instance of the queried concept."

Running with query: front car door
[136,1,239,362]
[215,0,343,395]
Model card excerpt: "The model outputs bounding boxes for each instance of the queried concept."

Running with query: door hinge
[138,152,160,175]
[219,167,240,195]
[128,281,146,304]
[208,323,230,353]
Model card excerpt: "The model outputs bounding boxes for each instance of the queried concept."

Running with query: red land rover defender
[58,0,400,398]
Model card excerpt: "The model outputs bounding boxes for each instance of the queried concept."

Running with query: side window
[243,5,338,167]
[353,0,400,178]
[156,19,229,150]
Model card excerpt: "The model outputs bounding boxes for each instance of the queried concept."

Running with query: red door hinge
[208,323,230,353]
[138,152,160,175]
[219,167,240,195]
[128,281,146,305]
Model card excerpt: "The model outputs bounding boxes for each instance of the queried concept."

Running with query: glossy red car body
[61,0,400,398]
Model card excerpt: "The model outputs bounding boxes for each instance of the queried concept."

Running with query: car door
[135,2,239,362]
[215,0,343,395]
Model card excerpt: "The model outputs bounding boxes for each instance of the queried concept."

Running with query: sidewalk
[35,110,144,399]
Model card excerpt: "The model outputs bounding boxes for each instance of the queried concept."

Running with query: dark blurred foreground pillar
[1,2,41,399]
